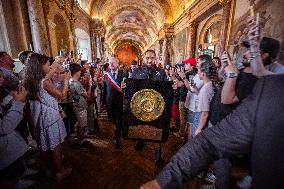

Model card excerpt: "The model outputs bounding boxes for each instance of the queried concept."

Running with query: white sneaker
[205,172,216,183]
[237,175,252,189]
[15,179,35,189]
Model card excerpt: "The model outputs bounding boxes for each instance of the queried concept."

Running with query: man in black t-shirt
[207,42,257,189]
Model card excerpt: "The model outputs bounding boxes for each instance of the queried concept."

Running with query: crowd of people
[140,16,284,189]
[0,14,284,189]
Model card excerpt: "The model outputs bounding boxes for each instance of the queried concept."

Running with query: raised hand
[11,86,28,102]
[247,15,260,51]
[176,67,186,79]
[220,51,232,67]
[64,72,71,82]
[169,67,175,77]
[121,77,126,89]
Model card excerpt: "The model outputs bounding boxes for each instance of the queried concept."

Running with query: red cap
[182,58,197,66]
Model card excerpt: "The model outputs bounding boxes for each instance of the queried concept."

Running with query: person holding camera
[140,16,284,188]
[25,53,72,182]
[172,58,197,140]
[51,56,76,138]
[0,69,35,188]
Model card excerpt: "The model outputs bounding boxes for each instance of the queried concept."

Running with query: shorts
[187,110,194,124]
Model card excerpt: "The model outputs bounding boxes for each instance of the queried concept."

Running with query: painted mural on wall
[174,28,186,64]
[115,44,139,65]
[230,0,284,64]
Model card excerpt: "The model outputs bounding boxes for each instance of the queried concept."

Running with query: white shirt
[197,81,214,112]
[188,74,204,112]
[110,70,119,80]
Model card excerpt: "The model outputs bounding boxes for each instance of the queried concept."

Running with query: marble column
[161,38,167,66]
[186,21,199,57]
[162,35,173,65]
[167,36,174,65]
[11,0,28,51]
[158,39,164,66]
[101,37,105,60]
[27,0,50,55]
[96,35,101,59]
[220,0,232,53]
[90,33,97,60]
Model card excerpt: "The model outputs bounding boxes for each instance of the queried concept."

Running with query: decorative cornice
[163,23,174,35]
[189,21,199,28]
[48,0,76,23]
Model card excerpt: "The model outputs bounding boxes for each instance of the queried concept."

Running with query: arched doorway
[198,14,223,57]
[114,43,140,66]
[75,28,91,62]
[54,14,70,56]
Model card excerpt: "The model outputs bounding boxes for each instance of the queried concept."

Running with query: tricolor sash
[104,72,123,94]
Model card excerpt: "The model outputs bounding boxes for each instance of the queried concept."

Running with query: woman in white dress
[25,53,72,181]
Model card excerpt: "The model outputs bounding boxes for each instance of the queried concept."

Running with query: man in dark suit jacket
[103,57,125,149]
[140,74,284,189]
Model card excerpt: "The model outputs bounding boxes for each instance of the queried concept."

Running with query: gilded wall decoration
[174,28,186,64]
[115,43,139,65]
[230,0,284,64]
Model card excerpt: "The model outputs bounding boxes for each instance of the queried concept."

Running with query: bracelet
[250,53,261,59]
[225,72,238,78]
[250,51,261,54]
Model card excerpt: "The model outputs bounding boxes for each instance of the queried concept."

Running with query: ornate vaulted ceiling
[79,0,196,52]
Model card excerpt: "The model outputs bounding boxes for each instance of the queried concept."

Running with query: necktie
[112,72,116,80]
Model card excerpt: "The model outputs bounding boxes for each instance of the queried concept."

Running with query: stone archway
[54,14,70,55]
[198,14,223,57]
[75,28,92,62]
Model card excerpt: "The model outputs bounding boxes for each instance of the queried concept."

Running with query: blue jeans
[192,112,201,138]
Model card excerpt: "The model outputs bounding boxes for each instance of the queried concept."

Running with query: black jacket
[103,70,125,122]
[130,64,167,81]
[156,74,284,189]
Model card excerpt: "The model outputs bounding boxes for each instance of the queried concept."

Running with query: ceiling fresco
[79,0,197,52]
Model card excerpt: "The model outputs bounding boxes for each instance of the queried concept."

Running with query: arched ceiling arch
[113,39,143,54]
[88,0,173,22]
[79,0,197,52]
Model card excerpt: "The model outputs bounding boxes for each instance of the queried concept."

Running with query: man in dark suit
[103,57,125,149]
[140,74,284,189]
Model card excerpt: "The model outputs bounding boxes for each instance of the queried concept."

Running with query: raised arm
[43,72,71,101]
[247,16,274,77]
[0,87,27,134]
[221,54,240,104]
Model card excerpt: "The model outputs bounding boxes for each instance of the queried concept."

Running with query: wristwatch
[225,72,238,78]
